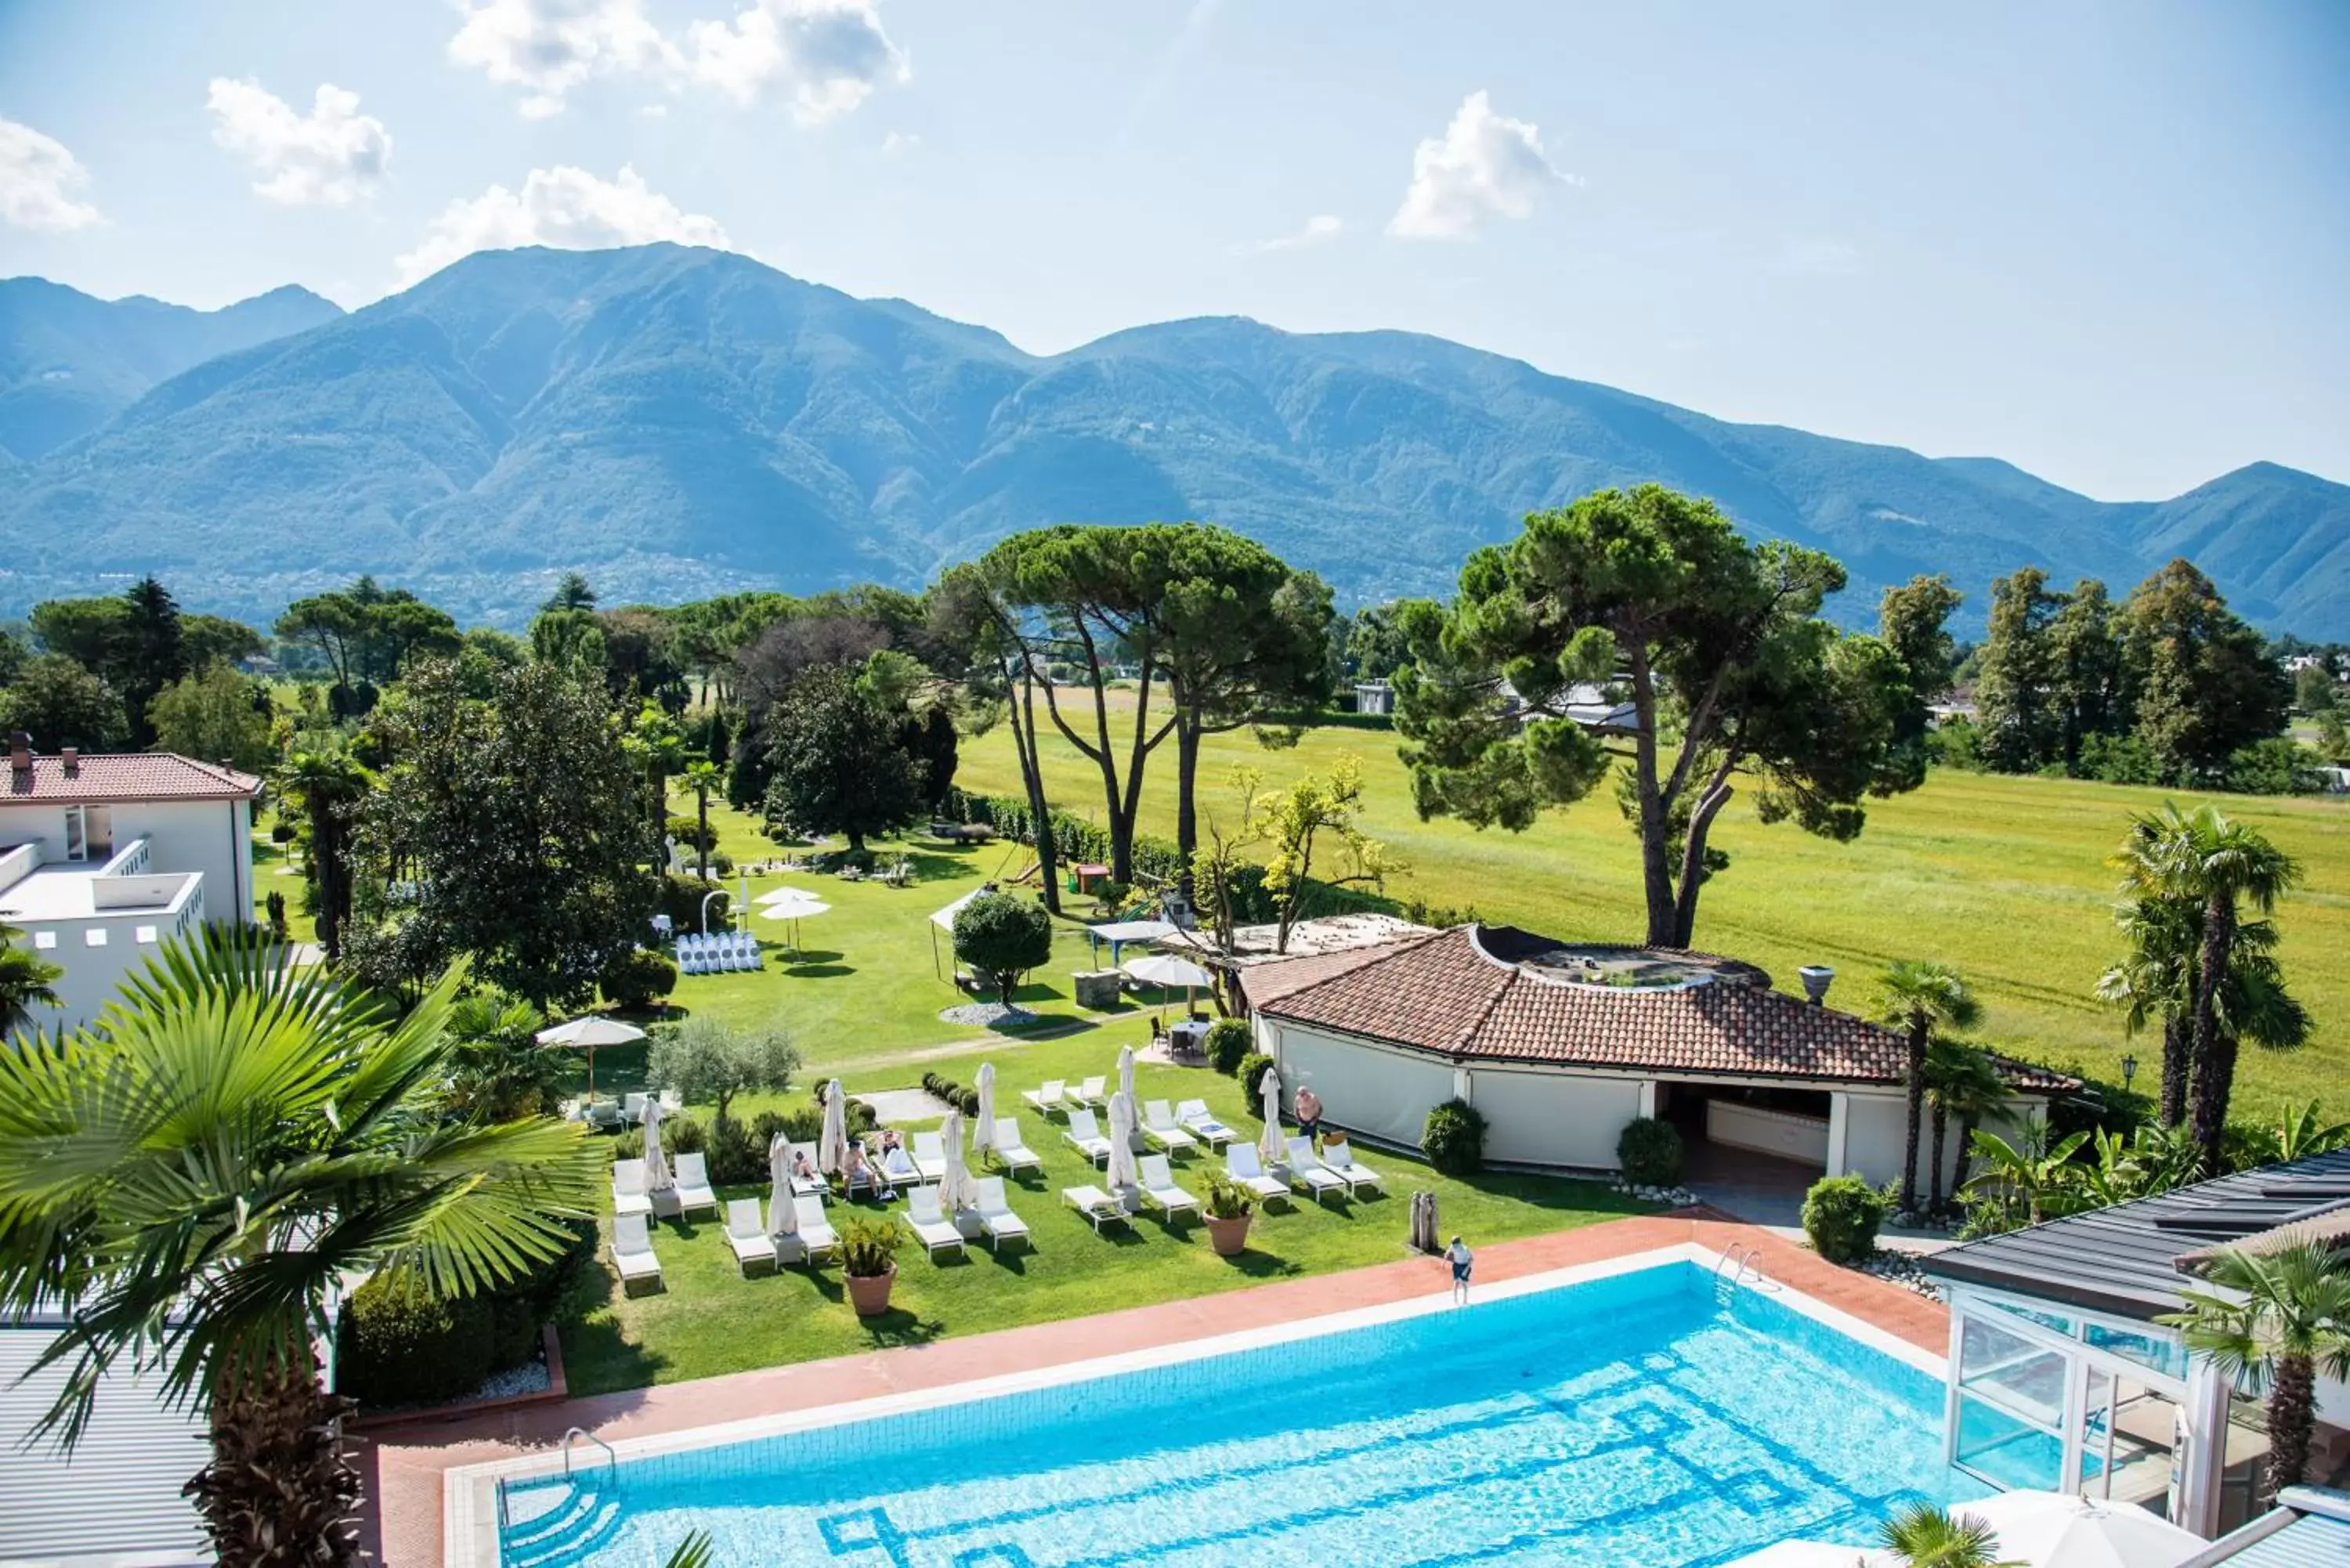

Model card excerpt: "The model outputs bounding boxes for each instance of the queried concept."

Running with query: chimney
[60,746,78,777]
[7,732,29,779]
[1798,964,1835,1006]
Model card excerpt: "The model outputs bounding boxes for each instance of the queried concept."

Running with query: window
[135,925,158,944]
[85,928,107,946]
[32,930,57,949]
[84,806,112,861]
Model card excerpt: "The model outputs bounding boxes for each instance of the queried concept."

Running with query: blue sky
[1,0,2344,500]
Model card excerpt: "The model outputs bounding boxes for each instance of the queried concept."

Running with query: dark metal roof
[1925,1149,2350,1323]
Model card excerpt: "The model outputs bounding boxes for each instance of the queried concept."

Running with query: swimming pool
[485,1253,1982,1566]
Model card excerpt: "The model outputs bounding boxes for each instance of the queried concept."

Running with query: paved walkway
[356,1210,1947,1566]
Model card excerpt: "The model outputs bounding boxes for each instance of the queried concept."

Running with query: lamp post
[2120,1053,2138,1093]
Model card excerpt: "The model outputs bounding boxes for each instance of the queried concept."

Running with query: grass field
[956,704,2350,1118]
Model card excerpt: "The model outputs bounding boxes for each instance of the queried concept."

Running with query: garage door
[1274,1026,1457,1148]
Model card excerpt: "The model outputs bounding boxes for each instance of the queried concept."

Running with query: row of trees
[0,576,273,761]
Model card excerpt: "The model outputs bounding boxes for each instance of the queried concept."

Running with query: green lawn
[956,704,2350,1118]
[563,1029,1644,1396]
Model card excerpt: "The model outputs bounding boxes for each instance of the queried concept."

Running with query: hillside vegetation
[3,243,2345,636]
[957,704,2350,1115]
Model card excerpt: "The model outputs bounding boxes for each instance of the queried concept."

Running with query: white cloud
[394,163,730,284]
[1386,91,1571,240]
[879,129,919,156]
[686,0,907,123]
[0,117,101,232]
[1248,213,1343,253]
[447,0,904,121]
[206,79,392,206]
[447,0,675,118]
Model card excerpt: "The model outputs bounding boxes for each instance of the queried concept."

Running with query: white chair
[611,1158,653,1219]
[1062,1107,1113,1166]
[671,1151,719,1219]
[880,1143,924,1189]
[973,1176,1032,1252]
[1070,1075,1108,1109]
[1321,1137,1383,1196]
[1142,1100,1199,1155]
[725,1198,777,1275]
[1137,1154,1198,1221]
[906,1184,967,1259]
[913,1129,947,1180]
[1022,1079,1067,1116]
[621,1093,650,1126]
[1177,1099,1236,1148]
[610,1212,662,1293]
[1283,1136,1349,1206]
[788,1143,829,1200]
[1225,1144,1290,1207]
[792,1194,839,1263]
[1063,1184,1130,1234]
[992,1118,1043,1176]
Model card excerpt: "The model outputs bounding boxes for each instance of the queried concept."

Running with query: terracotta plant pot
[845,1264,897,1317]
[1205,1213,1252,1258]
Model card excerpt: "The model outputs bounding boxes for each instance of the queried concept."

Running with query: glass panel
[1957,1390,2065,1491]
[1986,1296,2077,1338]
[2084,1323,2189,1382]
[1960,1313,2069,1427]
[2080,1367,2115,1494]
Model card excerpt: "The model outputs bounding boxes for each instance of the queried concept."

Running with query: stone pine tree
[1394,484,1922,949]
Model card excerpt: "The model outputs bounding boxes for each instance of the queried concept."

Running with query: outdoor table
[1169,1020,1210,1058]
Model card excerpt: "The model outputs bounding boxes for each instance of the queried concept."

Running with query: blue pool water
[498,1263,1983,1566]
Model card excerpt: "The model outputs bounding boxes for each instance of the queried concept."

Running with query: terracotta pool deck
[358,1209,1947,1566]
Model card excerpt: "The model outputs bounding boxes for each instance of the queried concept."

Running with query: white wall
[1709,1100,1829,1165]
[1841,1091,2040,1195]
[0,797,251,926]
[1266,1023,1458,1149]
[17,889,207,1032]
[1473,1067,1643,1169]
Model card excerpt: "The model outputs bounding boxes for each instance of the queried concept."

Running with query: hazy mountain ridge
[1,244,2343,636]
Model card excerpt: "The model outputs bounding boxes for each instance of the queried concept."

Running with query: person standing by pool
[1294,1085,1323,1151]
[1445,1235,1473,1303]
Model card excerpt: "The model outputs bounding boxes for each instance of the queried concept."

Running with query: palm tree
[278,745,373,963]
[2115,804,2304,1173]
[0,919,64,1034]
[0,927,601,1563]
[1878,1500,2019,1566]
[443,990,562,1122]
[1924,1039,2007,1214]
[682,758,724,881]
[1875,960,1983,1215]
[2097,896,2197,1127]
[2160,1243,2350,1501]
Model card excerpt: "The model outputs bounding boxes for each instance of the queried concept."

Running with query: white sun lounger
[791,1193,839,1263]
[913,1129,948,1180]
[880,1144,924,1189]
[1063,1107,1113,1166]
[1021,1079,1068,1115]
[1063,1183,1130,1234]
[906,1185,967,1259]
[788,1142,829,1201]
[992,1118,1043,1176]
[1141,1100,1199,1155]
[974,1176,1032,1252]
[670,1151,719,1219]
[1070,1075,1109,1109]
[1137,1154,1198,1221]
[725,1198,777,1274]
[1321,1137,1383,1196]
[1176,1098,1237,1148]
[610,1212,663,1293]
[1284,1136,1349,1205]
[611,1157,653,1219]
[1224,1143,1291,1206]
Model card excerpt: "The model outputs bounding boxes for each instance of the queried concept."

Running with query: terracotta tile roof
[1254,923,2075,1093]
[1235,930,1448,1009]
[2,751,263,804]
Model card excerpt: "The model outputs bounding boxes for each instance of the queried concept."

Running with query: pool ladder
[562,1426,617,1481]
[1713,1245,1773,1300]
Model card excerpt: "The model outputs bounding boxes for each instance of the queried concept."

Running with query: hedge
[334,1219,596,1409]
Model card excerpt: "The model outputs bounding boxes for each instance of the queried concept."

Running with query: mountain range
[1,244,2344,638]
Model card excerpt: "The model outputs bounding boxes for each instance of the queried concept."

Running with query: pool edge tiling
[444,1241,1952,1566]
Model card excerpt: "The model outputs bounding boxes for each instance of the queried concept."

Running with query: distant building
[1353,679,1393,716]
[1,735,262,1032]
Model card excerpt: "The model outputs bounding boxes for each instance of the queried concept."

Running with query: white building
[1,735,263,1031]
[1238,923,2072,1197]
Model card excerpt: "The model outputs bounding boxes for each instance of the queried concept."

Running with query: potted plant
[837,1215,906,1316]
[1202,1171,1255,1258]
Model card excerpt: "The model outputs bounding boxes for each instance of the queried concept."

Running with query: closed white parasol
[768,1133,799,1244]
[971,1063,997,1158]
[1106,1091,1141,1196]
[938,1109,978,1213]
[819,1078,850,1176]
[642,1097,674,1194]
[1257,1064,1286,1166]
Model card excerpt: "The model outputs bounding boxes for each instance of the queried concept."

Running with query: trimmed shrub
[1206,1018,1253,1075]
[611,1128,644,1159]
[706,1114,765,1185]
[666,814,718,854]
[663,1114,706,1155]
[600,947,678,1010]
[1802,1175,1890,1264]
[1616,1118,1684,1187]
[335,1274,495,1408]
[656,873,729,930]
[750,1110,790,1151]
[1422,1098,1487,1176]
[1238,1053,1277,1108]
[957,1086,982,1118]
